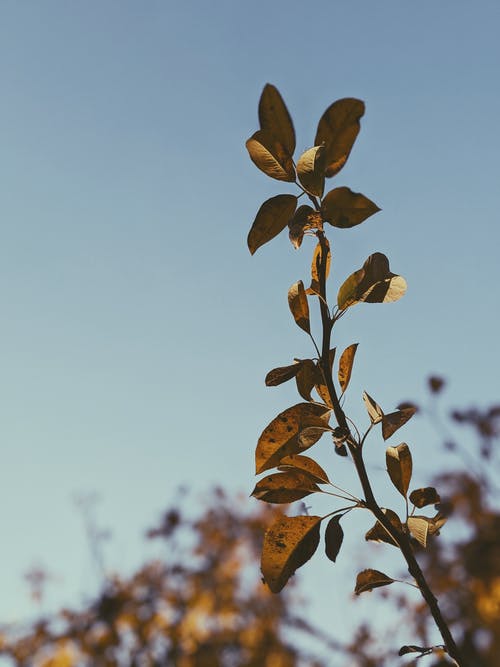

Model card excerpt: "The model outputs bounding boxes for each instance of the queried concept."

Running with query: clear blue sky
[0,0,498,652]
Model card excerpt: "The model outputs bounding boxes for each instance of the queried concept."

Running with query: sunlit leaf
[288,205,320,249]
[255,403,331,474]
[409,487,441,509]
[386,443,413,497]
[382,407,417,440]
[325,515,344,562]
[278,454,329,484]
[363,391,384,424]
[315,98,365,177]
[246,130,295,182]
[258,83,296,155]
[295,359,317,401]
[265,362,301,387]
[298,425,333,449]
[354,569,394,595]
[321,187,380,228]
[306,239,330,295]
[337,253,407,310]
[288,280,310,333]
[408,514,447,547]
[251,471,320,504]
[248,195,297,255]
[296,146,325,197]
[338,343,358,393]
[261,515,322,593]
[365,508,402,547]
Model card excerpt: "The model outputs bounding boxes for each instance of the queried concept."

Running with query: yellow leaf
[261,515,321,593]
[294,359,316,401]
[407,516,429,547]
[288,280,310,333]
[296,146,325,197]
[363,391,384,424]
[338,343,358,393]
[258,83,296,155]
[278,454,329,484]
[337,253,407,309]
[386,443,413,497]
[248,195,297,255]
[265,362,301,387]
[321,186,380,228]
[365,508,403,547]
[382,406,416,440]
[255,403,330,474]
[246,130,295,182]
[297,425,333,449]
[251,471,319,504]
[315,98,365,177]
[355,569,394,595]
[307,239,330,295]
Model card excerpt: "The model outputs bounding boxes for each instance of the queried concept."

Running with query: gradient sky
[0,0,499,656]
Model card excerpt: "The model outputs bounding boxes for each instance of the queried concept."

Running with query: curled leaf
[321,187,380,228]
[298,425,333,449]
[255,403,330,474]
[288,281,310,333]
[338,344,358,393]
[246,130,295,182]
[278,454,329,484]
[288,205,320,249]
[325,515,344,562]
[251,471,319,504]
[382,406,417,440]
[315,98,365,177]
[248,195,297,255]
[407,514,447,547]
[258,84,296,155]
[409,487,441,509]
[261,515,322,593]
[386,443,413,497]
[337,253,407,310]
[265,362,301,387]
[355,569,394,595]
[306,239,330,295]
[295,359,317,402]
[363,391,384,424]
[296,145,325,197]
[365,508,403,547]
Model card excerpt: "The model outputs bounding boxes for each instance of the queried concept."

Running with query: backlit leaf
[386,443,413,497]
[258,84,296,155]
[288,205,320,249]
[246,130,295,182]
[248,195,297,255]
[365,508,403,547]
[288,281,310,333]
[325,515,344,562]
[296,146,325,197]
[307,239,330,295]
[251,471,319,504]
[321,187,380,228]
[278,454,329,484]
[298,425,333,449]
[265,362,301,387]
[255,403,331,474]
[337,253,407,310]
[315,98,365,177]
[338,343,358,393]
[409,487,441,509]
[408,514,447,547]
[261,515,322,593]
[295,359,317,401]
[355,569,394,595]
[382,407,417,440]
[363,391,384,424]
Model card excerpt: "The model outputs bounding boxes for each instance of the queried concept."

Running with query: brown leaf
[246,130,295,182]
[338,344,358,393]
[321,187,380,228]
[363,391,384,424]
[355,569,394,595]
[288,281,310,333]
[261,515,322,593]
[409,487,441,509]
[337,253,407,310]
[258,84,296,155]
[251,471,319,504]
[296,146,326,197]
[307,239,330,295]
[248,195,297,255]
[298,425,333,450]
[255,403,331,474]
[295,359,317,402]
[382,407,417,440]
[407,514,447,547]
[265,362,301,387]
[325,515,344,562]
[278,454,329,484]
[288,205,320,249]
[365,509,403,547]
[315,98,365,177]
[386,443,413,497]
